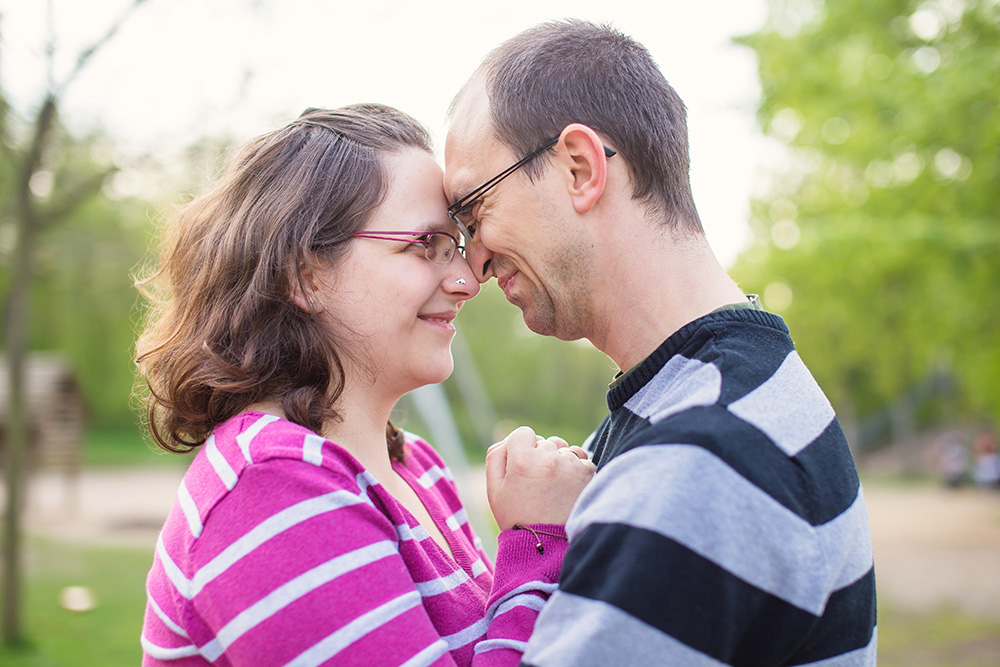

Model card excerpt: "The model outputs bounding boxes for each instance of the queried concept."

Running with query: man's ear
[556,124,610,214]
[290,260,323,313]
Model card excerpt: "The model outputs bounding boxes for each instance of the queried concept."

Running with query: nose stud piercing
[456,278,467,285]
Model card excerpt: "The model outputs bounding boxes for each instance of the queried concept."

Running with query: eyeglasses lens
[426,234,457,264]
[451,207,474,243]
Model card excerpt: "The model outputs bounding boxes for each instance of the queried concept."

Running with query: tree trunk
[0,3,146,644]
[2,207,33,646]
[1,96,54,646]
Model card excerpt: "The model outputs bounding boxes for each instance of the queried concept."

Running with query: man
[445,19,877,667]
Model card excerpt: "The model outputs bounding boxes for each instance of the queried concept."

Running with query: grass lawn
[877,601,1000,666]
[0,537,151,666]
[2,436,995,664]
[0,538,998,665]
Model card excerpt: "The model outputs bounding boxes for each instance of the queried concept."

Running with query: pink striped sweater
[141,412,566,666]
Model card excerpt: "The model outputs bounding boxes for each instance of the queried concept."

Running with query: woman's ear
[290,261,324,313]
[556,123,610,214]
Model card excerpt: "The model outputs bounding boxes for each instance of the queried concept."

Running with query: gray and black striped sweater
[522,308,877,667]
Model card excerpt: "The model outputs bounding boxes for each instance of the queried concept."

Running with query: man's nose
[465,238,495,283]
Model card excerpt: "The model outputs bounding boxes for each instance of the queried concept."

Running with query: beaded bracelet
[513,524,568,554]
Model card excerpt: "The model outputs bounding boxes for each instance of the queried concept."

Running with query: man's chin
[521,307,587,342]
[520,308,557,339]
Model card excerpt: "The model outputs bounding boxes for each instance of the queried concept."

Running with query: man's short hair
[469,19,702,233]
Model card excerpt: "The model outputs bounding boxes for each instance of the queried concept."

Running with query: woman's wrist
[510,523,567,554]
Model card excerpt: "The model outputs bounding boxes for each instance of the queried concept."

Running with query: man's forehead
[444,80,503,196]
[449,76,491,140]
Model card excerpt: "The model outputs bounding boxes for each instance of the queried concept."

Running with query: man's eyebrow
[446,168,480,208]
[447,186,473,208]
[416,218,462,235]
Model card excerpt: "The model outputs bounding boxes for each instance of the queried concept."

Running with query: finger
[484,442,508,487]
[547,436,570,449]
[566,446,590,460]
[556,447,577,460]
[504,426,538,453]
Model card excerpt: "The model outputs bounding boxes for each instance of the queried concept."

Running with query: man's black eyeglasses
[447,137,616,242]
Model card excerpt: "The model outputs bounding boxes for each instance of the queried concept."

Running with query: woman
[135,104,594,666]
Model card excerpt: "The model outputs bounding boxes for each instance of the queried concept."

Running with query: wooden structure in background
[0,353,86,509]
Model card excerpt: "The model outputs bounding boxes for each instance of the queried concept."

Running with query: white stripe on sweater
[624,355,722,424]
[205,435,238,490]
[400,639,450,667]
[524,591,728,667]
[235,413,279,463]
[413,568,469,597]
[444,507,469,532]
[495,592,546,618]
[147,593,189,639]
[394,521,432,544]
[283,591,422,667]
[416,466,451,488]
[441,617,488,650]
[158,489,367,599]
[200,540,399,661]
[568,444,872,616]
[140,635,202,660]
[728,350,835,456]
[302,433,325,466]
[176,480,203,538]
[485,580,559,620]
[156,534,193,599]
[475,638,528,654]
[470,557,489,577]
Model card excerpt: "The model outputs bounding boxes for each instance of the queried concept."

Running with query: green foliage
[0,112,154,428]
[84,426,187,468]
[731,0,1000,429]
[445,282,614,449]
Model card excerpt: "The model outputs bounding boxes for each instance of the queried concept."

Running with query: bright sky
[1,0,776,266]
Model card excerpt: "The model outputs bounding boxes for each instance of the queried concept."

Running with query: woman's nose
[446,256,481,297]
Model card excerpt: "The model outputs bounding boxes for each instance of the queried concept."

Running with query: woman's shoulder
[208,411,366,478]
[173,413,377,541]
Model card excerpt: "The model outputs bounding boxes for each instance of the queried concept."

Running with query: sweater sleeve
[145,456,567,667]
[517,441,874,667]
[472,525,567,664]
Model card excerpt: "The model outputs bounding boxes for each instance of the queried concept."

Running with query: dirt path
[15,468,1000,620]
[864,483,1000,620]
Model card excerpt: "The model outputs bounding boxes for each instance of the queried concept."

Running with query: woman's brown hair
[135,104,432,460]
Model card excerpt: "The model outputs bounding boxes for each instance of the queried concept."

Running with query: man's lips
[497,271,517,299]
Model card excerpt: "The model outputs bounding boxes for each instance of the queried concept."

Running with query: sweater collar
[606,308,787,411]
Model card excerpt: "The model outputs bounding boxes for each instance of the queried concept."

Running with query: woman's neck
[247,381,401,477]
[322,397,396,474]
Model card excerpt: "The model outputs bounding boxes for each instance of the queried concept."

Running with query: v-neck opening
[391,458,475,577]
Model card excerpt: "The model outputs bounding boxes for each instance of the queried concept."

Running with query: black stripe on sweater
[561,522,873,667]
[608,407,859,526]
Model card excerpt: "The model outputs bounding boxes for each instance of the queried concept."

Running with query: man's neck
[588,228,747,372]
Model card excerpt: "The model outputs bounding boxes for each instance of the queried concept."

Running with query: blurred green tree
[732,0,1000,447]
[0,123,154,425]
[0,0,150,644]
[440,282,614,452]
